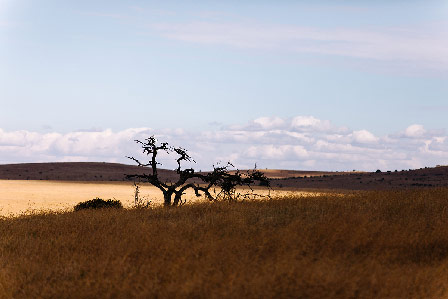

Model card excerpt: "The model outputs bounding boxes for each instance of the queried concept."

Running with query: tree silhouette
[126,136,270,206]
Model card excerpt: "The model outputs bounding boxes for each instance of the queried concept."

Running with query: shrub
[74,198,123,211]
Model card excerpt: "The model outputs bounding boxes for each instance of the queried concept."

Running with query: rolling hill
[0,162,447,190]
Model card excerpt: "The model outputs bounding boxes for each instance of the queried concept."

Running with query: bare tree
[126,136,270,206]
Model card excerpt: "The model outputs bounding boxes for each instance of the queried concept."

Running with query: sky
[0,0,447,171]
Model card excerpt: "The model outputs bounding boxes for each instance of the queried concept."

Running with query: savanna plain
[2,186,448,298]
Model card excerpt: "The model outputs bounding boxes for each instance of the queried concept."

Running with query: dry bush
[73,198,123,211]
[1,188,448,298]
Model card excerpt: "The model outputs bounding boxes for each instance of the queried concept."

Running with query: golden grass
[0,180,137,216]
[1,188,448,298]
[0,180,310,216]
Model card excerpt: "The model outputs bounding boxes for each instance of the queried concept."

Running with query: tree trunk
[173,192,182,206]
[163,191,173,206]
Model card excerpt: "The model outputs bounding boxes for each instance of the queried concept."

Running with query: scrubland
[1,188,448,298]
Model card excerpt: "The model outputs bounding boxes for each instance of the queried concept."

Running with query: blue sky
[0,1,447,170]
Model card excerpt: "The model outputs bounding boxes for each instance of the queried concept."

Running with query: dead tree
[126,136,270,206]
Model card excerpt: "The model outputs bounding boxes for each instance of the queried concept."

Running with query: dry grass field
[1,188,448,298]
[0,180,137,216]
[0,180,300,216]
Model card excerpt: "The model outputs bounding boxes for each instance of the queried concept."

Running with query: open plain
[0,180,137,216]
[0,162,342,215]
[0,162,447,216]
[0,180,301,216]
[1,163,448,298]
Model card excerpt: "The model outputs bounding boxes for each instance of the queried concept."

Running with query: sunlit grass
[1,188,448,298]
[0,180,311,216]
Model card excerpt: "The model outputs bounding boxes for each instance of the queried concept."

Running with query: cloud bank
[1,116,447,171]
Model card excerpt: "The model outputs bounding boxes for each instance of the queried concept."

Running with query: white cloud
[252,116,285,130]
[352,130,379,144]
[404,124,426,138]
[0,117,447,171]
[291,116,326,130]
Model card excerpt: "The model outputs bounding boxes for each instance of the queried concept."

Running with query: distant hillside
[272,166,448,190]
[0,162,177,181]
[0,162,348,182]
[0,162,447,191]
